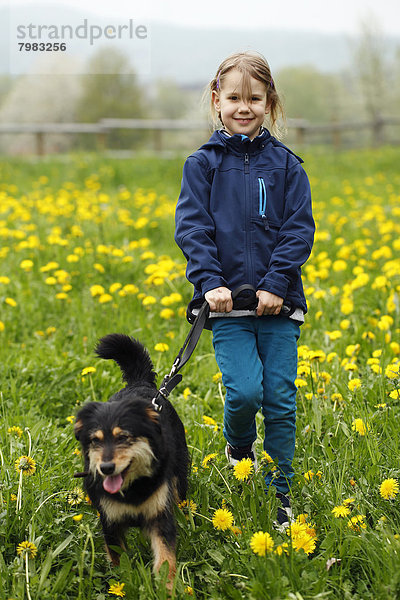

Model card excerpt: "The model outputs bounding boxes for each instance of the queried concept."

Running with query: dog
[74,333,189,586]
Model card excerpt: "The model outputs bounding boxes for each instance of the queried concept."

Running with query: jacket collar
[200,127,272,154]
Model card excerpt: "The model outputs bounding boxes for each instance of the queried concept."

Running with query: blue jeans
[211,316,300,495]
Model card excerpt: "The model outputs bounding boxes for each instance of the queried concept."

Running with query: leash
[151,300,210,412]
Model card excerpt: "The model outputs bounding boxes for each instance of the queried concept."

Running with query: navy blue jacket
[175,128,315,313]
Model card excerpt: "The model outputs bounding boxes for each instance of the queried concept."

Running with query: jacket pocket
[258,177,269,230]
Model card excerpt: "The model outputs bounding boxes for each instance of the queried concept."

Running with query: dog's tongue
[103,474,123,494]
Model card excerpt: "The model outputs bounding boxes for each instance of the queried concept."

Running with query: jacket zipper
[244,152,253,285]
[244,153,249,173]
[258,177,269,230]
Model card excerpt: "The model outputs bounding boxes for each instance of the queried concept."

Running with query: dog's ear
[74,419,83,440]
[74,402,101,440]
[145,406,160,424]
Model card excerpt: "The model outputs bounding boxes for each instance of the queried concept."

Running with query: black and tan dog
[74,333,189,585]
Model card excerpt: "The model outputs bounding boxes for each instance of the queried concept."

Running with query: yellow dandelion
[385,363,400,380]
[202,415,218,430]
[67,488,85,505]
[295,377,308,388]
[287,522,308,539]
[178,499,198,513]
[348,515,366,532]
[90,284,105,297]
[81,366,96,376]
[348,378,362,392]
[275,542,289,556]
[380,478,399,500]
[154,342,169,352]
[250,531,274,556]
[142,295,157,306]
[212,371,222,383]
[292,533,317,555]
[233,458,254,481]
[160,308,174,319]
[44,277,57,286]
[352,418,369,436]
[343,497,355,506]
[0,320,5,332]
[20,259,34,271]
[332,505,351,518]
[98,293,113,304]
[108,582,126,597]
[8,426,23,437]
[66,415,75,424]
[212,508,234,531]
[15,455,36,476]
[5,297,17,307]
[17,541,37,559]
[72,514,83,521]
[184,586,194,595]
[202,453,217,468]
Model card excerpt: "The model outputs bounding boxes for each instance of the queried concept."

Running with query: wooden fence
[0,116,399,155]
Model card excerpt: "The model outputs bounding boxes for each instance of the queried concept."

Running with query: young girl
[175,51,315,525]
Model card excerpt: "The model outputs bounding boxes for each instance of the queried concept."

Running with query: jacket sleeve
[175,156,228,295]
[257,162,315,298]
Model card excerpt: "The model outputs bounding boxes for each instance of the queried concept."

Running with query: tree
[75,46,146,149]
[352,17,388,124]
[276,66,344,123]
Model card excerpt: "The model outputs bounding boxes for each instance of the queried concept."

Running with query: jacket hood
[199,128,303,162]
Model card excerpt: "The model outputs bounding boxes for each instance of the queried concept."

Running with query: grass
[0,146,399,599]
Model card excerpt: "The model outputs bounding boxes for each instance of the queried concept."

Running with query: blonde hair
[206,51,285,139]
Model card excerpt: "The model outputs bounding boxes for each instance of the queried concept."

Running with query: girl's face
[212,68,269,140]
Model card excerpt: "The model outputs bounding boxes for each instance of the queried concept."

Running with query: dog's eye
[116,434,130,443]
[90,437,103,446]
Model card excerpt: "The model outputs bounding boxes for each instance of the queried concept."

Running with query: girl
[175,51,315,525]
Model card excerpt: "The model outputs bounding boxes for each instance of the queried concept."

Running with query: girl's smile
[212,69,270,140]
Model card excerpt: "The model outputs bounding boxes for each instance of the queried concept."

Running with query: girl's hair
[207,51,285,139]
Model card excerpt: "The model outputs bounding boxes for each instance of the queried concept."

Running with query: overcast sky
[4,0,400,35]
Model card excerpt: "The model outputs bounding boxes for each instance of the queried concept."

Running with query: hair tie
[270,78,274,89]
[216,71,221,90]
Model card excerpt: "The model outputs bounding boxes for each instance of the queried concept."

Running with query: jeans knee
[226,383,263,416]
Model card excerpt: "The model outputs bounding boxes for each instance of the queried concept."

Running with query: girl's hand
[256,290,283,316]
[205,287,233,313]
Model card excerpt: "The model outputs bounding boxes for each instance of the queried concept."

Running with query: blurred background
[0,0,399,154]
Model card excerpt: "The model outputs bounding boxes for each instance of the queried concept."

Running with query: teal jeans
[211,316,300,494]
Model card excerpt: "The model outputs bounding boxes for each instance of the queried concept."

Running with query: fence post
[295,124,305,146]
[372,116,385,146]
[36,132,44,156]
[331,120,341,150]
[154,128,162,152]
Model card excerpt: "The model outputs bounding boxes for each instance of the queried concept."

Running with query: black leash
[151,300,210,412]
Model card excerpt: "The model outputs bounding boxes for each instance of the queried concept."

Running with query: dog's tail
[95,334,156,386]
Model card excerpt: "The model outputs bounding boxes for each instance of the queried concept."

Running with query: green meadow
[0,147,399,599]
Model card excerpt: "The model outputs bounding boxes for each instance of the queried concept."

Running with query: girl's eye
[252,97,261,102]
[229,96,238,101]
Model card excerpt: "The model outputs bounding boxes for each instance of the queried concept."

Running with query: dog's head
[75,397,162,495]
